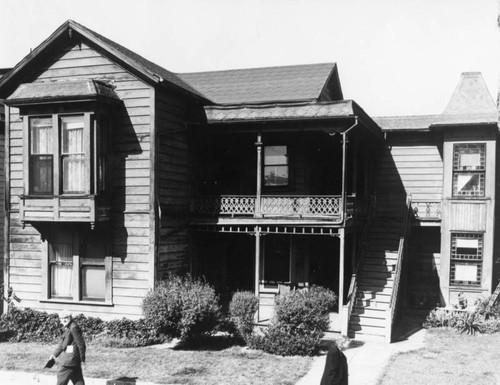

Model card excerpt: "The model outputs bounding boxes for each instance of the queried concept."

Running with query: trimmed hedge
[0,306,162,346]
[142,274,222,342]
[229,291,258,342]
[249,286,338,356]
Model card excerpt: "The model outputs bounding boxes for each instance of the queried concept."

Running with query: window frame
[263,145,290,188]
[452,143,486,198]
[450,232,483,287]
[42,224,113,304]
[24,111,108,197]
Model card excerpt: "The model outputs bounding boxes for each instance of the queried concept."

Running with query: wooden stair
[349,217,403,342]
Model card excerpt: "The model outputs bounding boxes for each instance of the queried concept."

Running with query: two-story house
[0,20,498,343]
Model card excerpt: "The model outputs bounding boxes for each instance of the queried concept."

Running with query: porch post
[338,228,345,311]
[255,132,263,217]
[254,226,261,297]
[341,133,348,221]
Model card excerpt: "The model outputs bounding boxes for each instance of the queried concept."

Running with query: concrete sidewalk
[1,329,426,385]
[296,328,427,385]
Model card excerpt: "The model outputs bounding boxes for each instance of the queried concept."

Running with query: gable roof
[432,72,497,126]
[0,20,209,102]
[178,63,342,105]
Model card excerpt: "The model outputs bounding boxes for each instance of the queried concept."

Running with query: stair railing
[385,194,412,343]
[341,195,376,336]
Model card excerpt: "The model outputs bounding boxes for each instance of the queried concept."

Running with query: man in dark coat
[320,335,349,385]
[49,310,86,385]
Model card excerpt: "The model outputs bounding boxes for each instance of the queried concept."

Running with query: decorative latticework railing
[193,195,353,220]
[411,200,442,220]
[193,196,256,215]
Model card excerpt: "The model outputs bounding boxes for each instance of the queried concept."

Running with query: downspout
[341,117,358,224]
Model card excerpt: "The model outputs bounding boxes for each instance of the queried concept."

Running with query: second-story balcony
[192,194,356,223]
[411,200,442,221]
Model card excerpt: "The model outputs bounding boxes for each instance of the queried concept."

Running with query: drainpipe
[341,117,358,224]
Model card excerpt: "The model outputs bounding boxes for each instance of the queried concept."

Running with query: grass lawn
[377,328,500,385]
[0,340,313,385]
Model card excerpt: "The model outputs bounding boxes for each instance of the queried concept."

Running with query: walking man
[49,310,86,385]
[320,335,350,385]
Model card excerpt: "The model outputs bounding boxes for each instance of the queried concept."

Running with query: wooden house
[0,21,499,343]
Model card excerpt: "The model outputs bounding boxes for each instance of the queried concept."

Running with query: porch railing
[385,194,412,343]
[192,195,356,221]
[411,200,442,220]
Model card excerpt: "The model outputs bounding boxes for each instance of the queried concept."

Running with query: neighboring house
[0,21,498,343]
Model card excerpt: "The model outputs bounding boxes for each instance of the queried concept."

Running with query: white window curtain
[50,241,73,298]
[61,117,85,193]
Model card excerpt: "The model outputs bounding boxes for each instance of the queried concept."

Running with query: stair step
[358,270,394,280]
[354,298,390,309]
[356,290,391,301]
[358,277,393,287]
[349,322,386,334]
[358,286,393,295]
[352,305,389,316]
[364,251,399,258]
[360,264,395,273]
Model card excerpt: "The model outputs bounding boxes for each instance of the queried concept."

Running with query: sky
[1,0,499,117]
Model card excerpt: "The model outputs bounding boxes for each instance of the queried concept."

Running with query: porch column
[255,133,263,217]
[254,226,261,297]
[341,133,348,221]
[338,228,345,311]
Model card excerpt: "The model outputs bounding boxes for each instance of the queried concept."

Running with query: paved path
[0,329,426,385]
[296,329,427,385]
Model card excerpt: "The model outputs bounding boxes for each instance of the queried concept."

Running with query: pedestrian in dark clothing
[49,310,86,385]
[320,335,349,385]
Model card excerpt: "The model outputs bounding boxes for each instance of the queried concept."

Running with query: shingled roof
[432,72,497,126]
[0,20,208,102]
[374,115,438,131]
[178,63,342,105]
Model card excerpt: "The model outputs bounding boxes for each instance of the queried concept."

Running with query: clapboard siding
[6,42,155,319]
[156,91,192,277]
[377,136,443,205]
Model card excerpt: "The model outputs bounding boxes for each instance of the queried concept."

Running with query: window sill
[446,197,490,201]
[40,299,114,307]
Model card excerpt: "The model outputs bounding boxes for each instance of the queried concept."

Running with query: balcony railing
[192,195,355,221]
[411,200,442,220]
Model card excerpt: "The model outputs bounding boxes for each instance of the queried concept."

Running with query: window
[29,117,53,194]
[26,112,108,196]
[264,145,288,186]
[47,225,111,302]
[452,143,485,197]
[450,233,483,286]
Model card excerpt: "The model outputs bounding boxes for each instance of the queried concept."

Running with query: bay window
[25,112,108,196]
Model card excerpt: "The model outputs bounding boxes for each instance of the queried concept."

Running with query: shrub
[249,286,337,356]
[142,274,222,342]
[274,286,336,332]
[0,306,161,346]
[0,306,62,343]
[474,296,500,320]
[229,291,258,341]
[250,324,323,356]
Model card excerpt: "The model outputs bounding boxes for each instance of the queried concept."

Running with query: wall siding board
[6,42,154,318]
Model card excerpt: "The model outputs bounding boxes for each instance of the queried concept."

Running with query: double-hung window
[47,224,111,303]
[452,143,485,197]
[264,145,289,187]
[450,233,483,286]
[29,117,54,194]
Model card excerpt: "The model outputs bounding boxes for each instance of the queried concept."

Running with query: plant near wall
[229,291,258,343]
[142,274,222,343]
[250,286,337,356]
